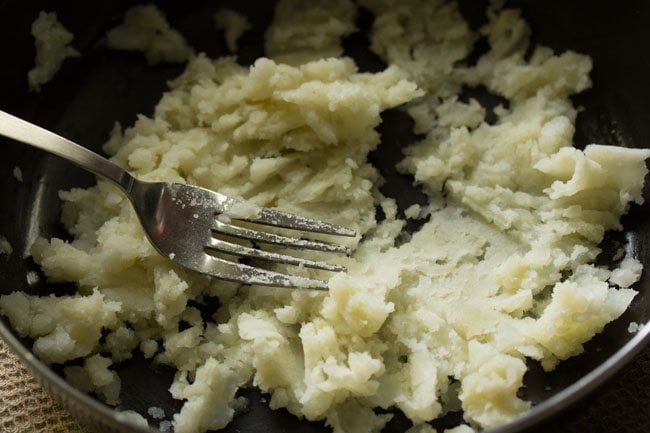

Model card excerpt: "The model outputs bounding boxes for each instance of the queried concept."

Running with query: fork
[0,110,356,289]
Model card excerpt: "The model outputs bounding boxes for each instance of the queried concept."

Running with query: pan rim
[0,319,153,433]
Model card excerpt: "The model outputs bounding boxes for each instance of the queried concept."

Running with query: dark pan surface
[0,0,649,432]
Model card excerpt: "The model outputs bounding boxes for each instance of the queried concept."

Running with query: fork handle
[0,110,134,192]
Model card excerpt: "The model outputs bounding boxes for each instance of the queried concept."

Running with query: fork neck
[43,135,137,193]
[67,145,135,192]
[110,168,136,194]
[57,144,136,193]
[59,144,136,193]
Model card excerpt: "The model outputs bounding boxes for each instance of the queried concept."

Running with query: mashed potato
[265,0,357,65]
[3,1,649,433]
[28,11,80,91]
[0,236,12,256]
[214,9,251,53]
[106,5,194,64]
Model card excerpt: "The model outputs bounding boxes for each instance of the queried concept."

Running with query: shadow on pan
[0,0,649,432]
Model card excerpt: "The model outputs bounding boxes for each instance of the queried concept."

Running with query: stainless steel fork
[0,111,355,289]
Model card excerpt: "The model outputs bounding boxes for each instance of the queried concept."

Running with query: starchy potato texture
[106,5,194,64]
[28,11,79,91]
[265,0,357,65]
[214,9,250,53]
[2,1,650,433]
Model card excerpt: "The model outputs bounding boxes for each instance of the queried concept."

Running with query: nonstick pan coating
[1,0,649,432]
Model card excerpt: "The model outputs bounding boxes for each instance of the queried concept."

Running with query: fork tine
[212,220,352,254]
[203,254,329,289]
[206,237,346,272]
[221,203,357,237]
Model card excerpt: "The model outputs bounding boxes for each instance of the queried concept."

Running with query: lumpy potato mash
[3,1,650,432]
[106,5,194,65]
[27,11,79,91]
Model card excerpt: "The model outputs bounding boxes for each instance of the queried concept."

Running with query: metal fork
[0,111,356,289]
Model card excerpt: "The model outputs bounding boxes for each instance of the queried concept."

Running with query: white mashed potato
[265,0,357,65]
[3,1,650,433]
[106,5,194,65]
[214,9,251,53]
[13,166,23,182]
[28,11,80,92]
[0,236,12,256]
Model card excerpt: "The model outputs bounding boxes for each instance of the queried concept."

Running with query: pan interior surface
[0,1,649,432]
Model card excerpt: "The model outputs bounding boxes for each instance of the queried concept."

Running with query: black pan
[1,0,649,432]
